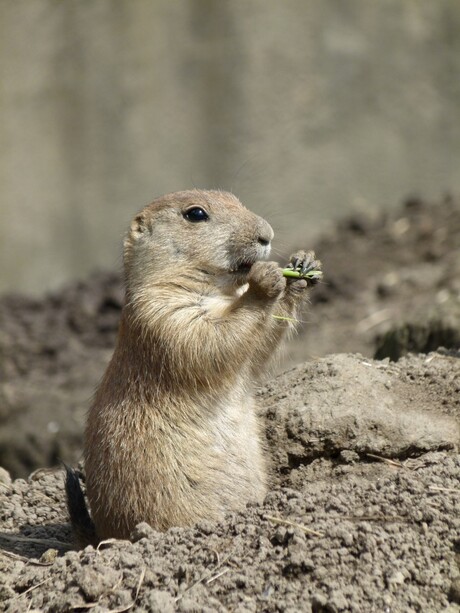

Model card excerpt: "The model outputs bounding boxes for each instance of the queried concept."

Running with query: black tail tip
[64,464,98,548]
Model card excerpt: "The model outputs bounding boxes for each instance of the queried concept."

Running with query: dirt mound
[0,195,459,478]
[0,351,459,612]
[262,353,459,474]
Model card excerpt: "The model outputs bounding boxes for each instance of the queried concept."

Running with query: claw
[285,250,322,283]
[301,258,319,275]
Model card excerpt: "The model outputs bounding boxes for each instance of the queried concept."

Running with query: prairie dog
[68,189,321,543]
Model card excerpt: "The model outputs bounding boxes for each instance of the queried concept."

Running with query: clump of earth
[0,195,459,611]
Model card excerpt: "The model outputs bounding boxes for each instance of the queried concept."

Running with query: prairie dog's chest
[200,283,249,319]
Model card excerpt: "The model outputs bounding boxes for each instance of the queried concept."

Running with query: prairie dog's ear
[123,211,150,260]
[130,212,150,239]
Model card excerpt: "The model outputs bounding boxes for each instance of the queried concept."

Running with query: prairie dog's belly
[87,390,266,528]
[208,392,266,501]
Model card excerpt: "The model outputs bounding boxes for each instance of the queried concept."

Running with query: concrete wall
[1,0,459,295]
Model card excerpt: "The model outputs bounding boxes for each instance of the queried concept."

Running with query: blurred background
[1,0,460,295]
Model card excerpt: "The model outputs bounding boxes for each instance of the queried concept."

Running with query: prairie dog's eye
[183,207,209,222]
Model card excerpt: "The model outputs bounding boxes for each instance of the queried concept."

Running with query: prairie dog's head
[123,189,274,292]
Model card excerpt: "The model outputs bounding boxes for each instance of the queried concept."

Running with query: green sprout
[282,268,323,281]
[272,315,299,322]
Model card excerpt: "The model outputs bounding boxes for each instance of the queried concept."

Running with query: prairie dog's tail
[64,465,98,548]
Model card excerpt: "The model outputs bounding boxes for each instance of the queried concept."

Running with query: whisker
[228,157,258,193]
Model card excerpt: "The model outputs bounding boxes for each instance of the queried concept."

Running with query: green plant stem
[282,268,323,280]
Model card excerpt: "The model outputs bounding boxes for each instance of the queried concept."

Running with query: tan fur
[84,189,315,540]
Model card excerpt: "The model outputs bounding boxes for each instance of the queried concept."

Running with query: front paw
[285,250,322,287]
[248,261,286,299]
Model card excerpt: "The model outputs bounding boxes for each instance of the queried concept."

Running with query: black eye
[183,207,209,223]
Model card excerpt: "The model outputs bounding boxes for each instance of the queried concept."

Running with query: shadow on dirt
[0,523,74,559]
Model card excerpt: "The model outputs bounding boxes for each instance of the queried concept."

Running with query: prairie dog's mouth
[228,242,270,276]
[229,260,255,275]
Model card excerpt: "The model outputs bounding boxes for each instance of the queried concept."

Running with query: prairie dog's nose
[257,218,274,246]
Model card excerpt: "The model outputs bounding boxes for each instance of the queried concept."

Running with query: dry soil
[0,195,459,612]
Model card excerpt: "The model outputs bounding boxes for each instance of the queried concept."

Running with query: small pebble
[39,548,58,564]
